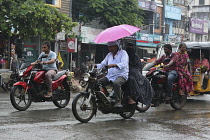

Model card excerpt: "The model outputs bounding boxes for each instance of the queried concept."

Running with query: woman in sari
[175,43,193,95]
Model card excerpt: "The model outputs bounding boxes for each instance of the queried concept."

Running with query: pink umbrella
[93,24,140,44]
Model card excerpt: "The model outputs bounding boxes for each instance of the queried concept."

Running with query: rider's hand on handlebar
[163,64,169,68]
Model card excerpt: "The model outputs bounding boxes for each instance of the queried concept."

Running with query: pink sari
[175,52,194,95]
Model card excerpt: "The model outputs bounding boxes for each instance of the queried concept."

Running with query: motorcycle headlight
[19,68,26,76]
[83,73,90,81]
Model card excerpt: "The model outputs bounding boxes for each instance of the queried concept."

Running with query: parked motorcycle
[72,67,136,123]
[145,64,187,110]
[10,55,71,111]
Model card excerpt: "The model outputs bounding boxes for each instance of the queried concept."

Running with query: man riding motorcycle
[96,40,129,107]
[31,41,57,98]
[152,44,178,100]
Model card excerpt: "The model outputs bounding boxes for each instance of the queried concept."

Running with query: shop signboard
[165,5,181,20]
[136,33,161,47]
[138,0,157,12]
[165,35,182,42]
[67,38,77,53]
[59,41,67,51]
[190,18,208,35]
[81,27,104,43]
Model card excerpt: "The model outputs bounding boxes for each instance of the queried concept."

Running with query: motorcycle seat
[52,70,66,81]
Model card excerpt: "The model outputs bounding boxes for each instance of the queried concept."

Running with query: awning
[137,47,156,53]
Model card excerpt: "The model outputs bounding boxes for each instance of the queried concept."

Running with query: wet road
[1,92,210,140]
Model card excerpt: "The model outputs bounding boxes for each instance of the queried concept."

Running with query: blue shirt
[97,50,129,81]
[38,51,57,71]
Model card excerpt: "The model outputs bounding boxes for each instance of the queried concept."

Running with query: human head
[126,42,135,57]
[163,44,172,55]
[179,43,187,52]
[42,41,51,53]
[107,41,119,54]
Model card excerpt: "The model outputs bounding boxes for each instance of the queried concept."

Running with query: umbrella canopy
[93,24,140,44]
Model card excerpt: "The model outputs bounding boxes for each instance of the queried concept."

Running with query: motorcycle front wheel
[136,102,150,112]
[119,105,136,119]
[170,95,187,110]
[10,85,32,111]
[53,81,70,108]
[72,93,96,123]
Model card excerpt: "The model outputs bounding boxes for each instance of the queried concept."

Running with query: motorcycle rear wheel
[170,95,187,110]
[119,105,136,119]
[136,102,150,112]
[72,93,96,123]
[10,85,32,111]
[53,81,70,108]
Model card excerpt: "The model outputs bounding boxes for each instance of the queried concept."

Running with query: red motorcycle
[10,55,71,111]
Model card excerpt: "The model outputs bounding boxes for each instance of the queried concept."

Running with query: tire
[53,81,70,108]
[6,80,16,91]
[136,102,150,112]
[10,85,32,111]
[72,93,96,123]
[119,105,136,119]
[170,95,187,110]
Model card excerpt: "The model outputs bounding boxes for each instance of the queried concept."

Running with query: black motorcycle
[72,67,136,123]
[144,64,187,110]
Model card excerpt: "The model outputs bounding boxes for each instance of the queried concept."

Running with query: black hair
[179,43,186,49]
[42,41,51,49]
[163,44,172,51]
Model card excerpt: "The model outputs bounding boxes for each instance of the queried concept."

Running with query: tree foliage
[72,0,144,27]
[0,0,77,40]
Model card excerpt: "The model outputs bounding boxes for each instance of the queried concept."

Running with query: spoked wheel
[72,93,96,123]
[170,95,187,110]
[53,81,70,108]
[136,102,150,112]
[119,105,136,119]
[10,85,32,111]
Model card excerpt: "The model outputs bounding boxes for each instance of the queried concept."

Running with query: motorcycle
[145,64,187,110]
[10,55,71,111]
[72,67,136,123]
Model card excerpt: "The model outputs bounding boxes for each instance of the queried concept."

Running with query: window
[43,0,61,8]
[199,0,205,5]
[154,13,160,29]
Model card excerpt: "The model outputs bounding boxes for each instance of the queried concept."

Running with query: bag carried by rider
[70,78,82,93]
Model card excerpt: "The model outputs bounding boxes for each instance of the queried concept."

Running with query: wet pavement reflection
[1,92,210,140]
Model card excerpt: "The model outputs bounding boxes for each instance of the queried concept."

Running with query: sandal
[44,92,53,98]
[114,103,123,108]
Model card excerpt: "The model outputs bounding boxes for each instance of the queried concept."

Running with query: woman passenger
[124,42,154,105]
[175,43,193,96]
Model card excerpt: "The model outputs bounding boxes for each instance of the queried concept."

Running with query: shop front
[80,26,107,65]
[136,33,161,59]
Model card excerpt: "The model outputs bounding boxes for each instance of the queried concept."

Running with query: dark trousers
[166,70,178,97]
[98,76,127,102]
